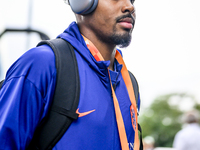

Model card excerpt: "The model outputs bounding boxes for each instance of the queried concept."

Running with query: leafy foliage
[139,93,199,147]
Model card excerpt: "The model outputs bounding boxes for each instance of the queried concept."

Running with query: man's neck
[79,26,116,71]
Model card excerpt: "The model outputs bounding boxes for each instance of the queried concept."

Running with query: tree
[139,93,199,147]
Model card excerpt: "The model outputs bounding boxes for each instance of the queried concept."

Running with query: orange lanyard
[83,36,139,150]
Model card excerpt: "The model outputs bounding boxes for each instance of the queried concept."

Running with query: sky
[0,0,200,110]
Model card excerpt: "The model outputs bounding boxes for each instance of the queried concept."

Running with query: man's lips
[117,17,134,29]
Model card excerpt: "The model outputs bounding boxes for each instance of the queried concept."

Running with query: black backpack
[0,38,142,150]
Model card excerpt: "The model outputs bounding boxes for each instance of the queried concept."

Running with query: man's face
[84,0,136,48]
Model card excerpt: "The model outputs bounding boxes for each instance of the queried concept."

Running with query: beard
[111,14,134,48]
[96,15,134,48]
[97,27,133,48]
[110,30,132,48]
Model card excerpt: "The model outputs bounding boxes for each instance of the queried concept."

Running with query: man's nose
[121,0,135,14]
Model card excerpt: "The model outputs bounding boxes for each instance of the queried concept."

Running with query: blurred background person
[173,109,200,150]
[143,136,155,150]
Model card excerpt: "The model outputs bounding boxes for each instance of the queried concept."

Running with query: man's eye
[130,0,135,4]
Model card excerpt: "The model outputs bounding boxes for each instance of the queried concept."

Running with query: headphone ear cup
[69,0,98,15]
[81,0,98,15]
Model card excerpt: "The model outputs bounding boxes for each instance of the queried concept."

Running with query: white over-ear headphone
[65,0,98,15]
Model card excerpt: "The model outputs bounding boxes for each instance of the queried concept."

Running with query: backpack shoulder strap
[0,80,4,89]
[128,70,140,110]
[28,38,80,150]
[128,71,143,150]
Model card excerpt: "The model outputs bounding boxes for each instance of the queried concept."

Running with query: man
[0,0,141,149]
[173,110,200,150]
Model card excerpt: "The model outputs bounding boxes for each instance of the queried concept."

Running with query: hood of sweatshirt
[57,21,123,85]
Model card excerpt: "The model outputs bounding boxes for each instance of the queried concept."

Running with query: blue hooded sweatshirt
[0,22,140,150]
